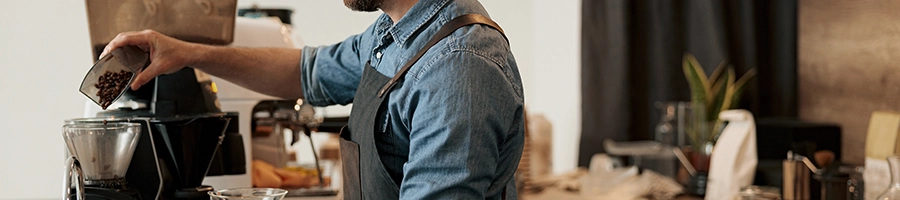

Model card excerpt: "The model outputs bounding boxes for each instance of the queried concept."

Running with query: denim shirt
[299,0,524,199]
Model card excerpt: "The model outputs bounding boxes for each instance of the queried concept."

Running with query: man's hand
[101,29,202,90]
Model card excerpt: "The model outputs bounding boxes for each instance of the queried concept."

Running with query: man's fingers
[130,71,150,91]
[130,60,167,90]
[101,30,156,59]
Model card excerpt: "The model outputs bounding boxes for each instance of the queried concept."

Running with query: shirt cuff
[300,46,333,106]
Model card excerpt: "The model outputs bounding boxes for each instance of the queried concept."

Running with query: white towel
[705,109,758,200]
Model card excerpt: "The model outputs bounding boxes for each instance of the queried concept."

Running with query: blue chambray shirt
[299,0,524,199]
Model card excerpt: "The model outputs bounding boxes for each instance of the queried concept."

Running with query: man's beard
[344,0,384,12]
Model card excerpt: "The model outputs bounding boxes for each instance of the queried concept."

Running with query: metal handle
[306,127,326,187]
[62,156,85,200]
[291,126,327,188]
[788,151,821,173]
[672,147,697,176]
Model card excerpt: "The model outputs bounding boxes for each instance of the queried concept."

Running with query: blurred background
[0,0,578,199]
[5,0,900,199]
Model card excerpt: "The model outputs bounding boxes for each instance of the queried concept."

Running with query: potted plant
[681,53,756,195]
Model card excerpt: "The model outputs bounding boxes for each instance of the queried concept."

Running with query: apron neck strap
[377,14,507,97]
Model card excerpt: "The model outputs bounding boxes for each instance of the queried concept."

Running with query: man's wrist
[187,42,214,68]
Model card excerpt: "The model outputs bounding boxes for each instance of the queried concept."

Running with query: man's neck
[381,0,419,23]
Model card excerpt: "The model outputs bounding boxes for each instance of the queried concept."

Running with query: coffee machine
[64,114,235,200]
[65,0,245,199]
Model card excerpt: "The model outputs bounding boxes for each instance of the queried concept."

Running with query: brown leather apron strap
[377,14,508,97]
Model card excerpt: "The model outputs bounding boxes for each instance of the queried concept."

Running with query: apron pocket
[339,126,363,200]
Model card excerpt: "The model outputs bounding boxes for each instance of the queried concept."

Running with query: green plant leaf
[708,66,732,122]
[683,53,709,105]
[709,69,736,143]
[681,54,758,149]
[706,60,729,100]
[709,60,728,82]
[730,68,757,108]
[720,68,736,112]
[683,53,710,152]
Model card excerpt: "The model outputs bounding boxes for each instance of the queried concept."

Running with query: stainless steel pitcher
[784,152,817,200]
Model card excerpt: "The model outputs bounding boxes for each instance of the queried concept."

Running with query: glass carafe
[654,102,689,147]
[876,155,900,199]
[63,122,141,184]
[649,102,690,178]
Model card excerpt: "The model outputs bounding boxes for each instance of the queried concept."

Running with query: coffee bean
[94,70,133,110]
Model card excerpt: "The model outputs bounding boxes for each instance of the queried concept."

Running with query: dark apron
[338,14,508,200]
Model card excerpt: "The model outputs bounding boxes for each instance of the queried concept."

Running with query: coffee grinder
[64,0,245,199]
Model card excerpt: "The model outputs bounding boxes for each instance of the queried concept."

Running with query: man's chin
[344,0,382,12]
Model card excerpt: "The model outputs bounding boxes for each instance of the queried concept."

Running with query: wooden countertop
[524,188,703,200]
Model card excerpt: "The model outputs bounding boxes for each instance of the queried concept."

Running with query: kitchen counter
[281,191,704,200]
[284,196,339,200]
[525,188,703,200]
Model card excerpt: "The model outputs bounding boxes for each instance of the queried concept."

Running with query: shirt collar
[382,0,451,46]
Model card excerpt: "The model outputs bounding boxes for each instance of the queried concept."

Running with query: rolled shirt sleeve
[300,34,366,106]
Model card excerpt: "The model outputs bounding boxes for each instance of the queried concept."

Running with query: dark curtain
[579,0,797,167]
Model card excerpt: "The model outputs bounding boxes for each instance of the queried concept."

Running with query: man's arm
[400,51,523,199]
[193,45,302,99]
[102,29,303,99]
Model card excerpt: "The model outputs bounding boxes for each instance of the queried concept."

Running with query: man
[102,0,524,199]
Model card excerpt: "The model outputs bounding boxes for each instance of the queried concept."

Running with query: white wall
[0,1,580,199]
[0,1,94,199]
[523,0,581,174]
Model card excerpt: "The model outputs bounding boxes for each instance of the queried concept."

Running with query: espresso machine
[202,9,303,189]
[63,0,245,199]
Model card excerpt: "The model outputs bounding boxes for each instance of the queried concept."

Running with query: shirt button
[376,52,383,59]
